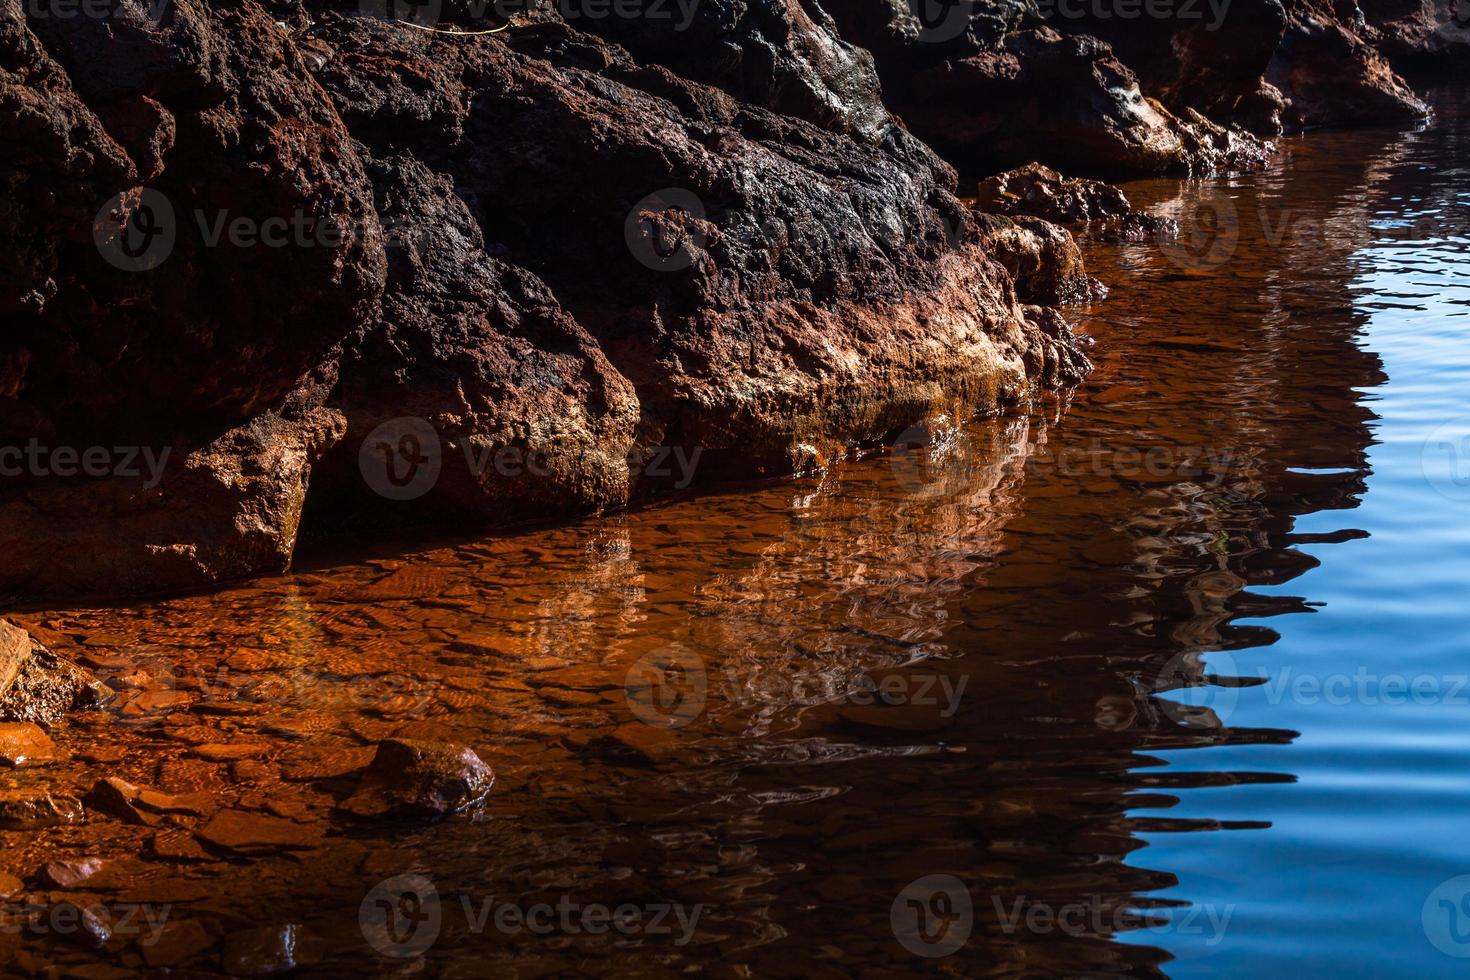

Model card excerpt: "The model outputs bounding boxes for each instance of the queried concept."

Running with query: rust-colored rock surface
[2,0,1448,601]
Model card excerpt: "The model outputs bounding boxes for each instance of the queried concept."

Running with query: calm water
[3,91,1469,978]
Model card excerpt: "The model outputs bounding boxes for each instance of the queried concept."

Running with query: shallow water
[4,90,1470,977]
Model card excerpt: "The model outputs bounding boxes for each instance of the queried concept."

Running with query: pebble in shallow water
[338,738,494,820]
[0,722,68,767]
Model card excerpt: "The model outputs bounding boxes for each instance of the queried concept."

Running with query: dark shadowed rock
[825,8,1272,178]
[222,923,303,976]
[2,5,1090,598]
[1268,0,1430,128]
[564,0,894,142]
[310,17,1087,491]
[339,738,495,820]
[1364,0,1470,74]
[307,152,640,531]
[49,900,111,950]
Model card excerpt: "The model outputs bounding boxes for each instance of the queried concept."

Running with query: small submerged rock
[975,163,1181,243]
[0,722,69,767]
[196,810,325,856]
[0,790,83,829]
[339,739,494,821]
[39,857,103,889]
[84,777,213,827]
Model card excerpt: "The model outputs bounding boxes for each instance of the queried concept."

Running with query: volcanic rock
[339,738,495,820]
[0,620,110,726]
[970,213,1104,306]
[974,163,1181,243]
[1268,0,1431,128]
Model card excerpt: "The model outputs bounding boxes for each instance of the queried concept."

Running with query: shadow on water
[6,92,1469,979]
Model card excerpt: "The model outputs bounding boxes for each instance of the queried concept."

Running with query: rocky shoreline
[2,0,1464,603]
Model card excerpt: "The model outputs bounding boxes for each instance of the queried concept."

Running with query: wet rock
[49,900,110,950]
[0,870,22,898]
[566,0,894,141]
[339,739,494,820]
[1268,0,1431,129]
[971,213,1103,306]
[0,409,350,599]
[826,11,1270,178]
[0,620,111,727]
[310,16,1086,492]
[0,0,383,600]
[1364,0,1470,75]
[84,777,213,827]
[0,790,84,830]
[39,858,102,889]
[221,923,303,977]
[196,809,326,856]
[973,163,1180,243]
[140,918,215,969]
[0,722,68,767]
[1052,0,1291,134]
